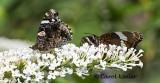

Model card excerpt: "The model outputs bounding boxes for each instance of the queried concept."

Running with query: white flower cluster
[0,43,143,82]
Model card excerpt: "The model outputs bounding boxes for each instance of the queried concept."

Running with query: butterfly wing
[99,31,143,48]
[31,9,72,51]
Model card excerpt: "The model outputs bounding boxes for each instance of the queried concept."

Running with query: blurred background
[0,0,159,83]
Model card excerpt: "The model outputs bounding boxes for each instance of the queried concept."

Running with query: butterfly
[81,31,143,48]
[31,9,73,51]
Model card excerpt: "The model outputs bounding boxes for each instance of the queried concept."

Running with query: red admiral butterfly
[81,31,143,48]
[31,9,73,51]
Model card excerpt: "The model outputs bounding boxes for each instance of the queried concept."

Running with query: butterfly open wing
[81,31,143,48]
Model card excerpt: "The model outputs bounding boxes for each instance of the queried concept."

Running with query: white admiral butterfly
[81,31,143,48]
[31,9,73,51]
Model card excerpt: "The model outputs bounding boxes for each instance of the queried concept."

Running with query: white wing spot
[41,20,50,24]
[38,31,46,36]
[51,19,55,22]
[86,37,94,45]
[120,40,126,47]
[115,32,127,41]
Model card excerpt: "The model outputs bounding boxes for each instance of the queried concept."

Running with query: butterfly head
[43,9,59,21]
[40,9,60,31]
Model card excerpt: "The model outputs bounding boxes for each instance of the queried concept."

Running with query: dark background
[0,0,159,83]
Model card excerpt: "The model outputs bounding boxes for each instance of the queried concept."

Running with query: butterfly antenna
[84,32,95,35]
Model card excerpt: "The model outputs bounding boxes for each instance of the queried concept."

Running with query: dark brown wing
[99,31,143,48]
[31,9,72,51]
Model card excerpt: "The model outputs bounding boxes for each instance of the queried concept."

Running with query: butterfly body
[31,9,72,51]
[81,31,143,48]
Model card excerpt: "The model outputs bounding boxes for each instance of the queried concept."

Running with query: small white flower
[17,78,22,83]
[138,61,143,68]
[49,61,58,70]
[34,71,44,82]
[47,53,55,60]
[26,76,31,81]
[11,69,21,77]
[66,68,73,74]
[119,51,125,61]
[42,54,48,59]
[47,71,55,79]
[76,67,89,77]
[0,43,144,82]
[3,78,10,83]
[99,60,106,70]
[48,71,59,79]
